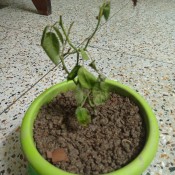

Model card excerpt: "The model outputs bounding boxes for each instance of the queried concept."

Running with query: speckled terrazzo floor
[0,0,175,175]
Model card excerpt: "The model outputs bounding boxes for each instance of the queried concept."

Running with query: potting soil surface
[34,91,146,175]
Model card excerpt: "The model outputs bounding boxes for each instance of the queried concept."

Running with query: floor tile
[89,48,175,175]
[0,0,132,113]
[0,26,55,113]
[49,0,129,43]
[0,0,131,43]
[0,1,174,175]
[0,47,174,175]
[90,0,175,64]
[0,61,68,175]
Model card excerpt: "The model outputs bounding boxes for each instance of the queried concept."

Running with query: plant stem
[61,21,75,56]
[84,7,103,50]
[60,56,69,74]
[52,21,59,27]
[63,50,77,57]
[60,55,77,85]
[81,90,91,107]
[76,52,80,65]
[60,16,78,52]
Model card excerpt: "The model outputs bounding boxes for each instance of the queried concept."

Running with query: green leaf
[99,5,104,19]
[99,81,109,91]
[88,96,95,107]
[80,49,89,61]
[53,26,64,44]
[41,32,60,65]
[89,60,97,71]
[75,85,85,105]
[67,65,81,80]
[92,88,109,106]
[59,16,63,26]
[92,82,109,105]
[76,107,91,125]
[78,67,97,89]
[41,25,50,45]
[103,2,110,21]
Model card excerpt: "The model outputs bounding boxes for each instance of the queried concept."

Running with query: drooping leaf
[99,81,109,91]
[41,32,60,65]
[68,22,74,35]
[103,2,110,21]
[59,16,63,26]
[89,60,97,71]
[80,49,89,61]
[99,5,104,19]
[76,107,91,125]
[92,82,109,106]
[67,65,81,80]
[78,67,97,89]
[92,88,109,106]
[75,85,85,105]
[53,26,64,44]
[41,25,50,45]
[88,96,95,107]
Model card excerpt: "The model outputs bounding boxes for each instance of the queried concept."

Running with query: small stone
[52,148,69,163]
[46,150,52,159]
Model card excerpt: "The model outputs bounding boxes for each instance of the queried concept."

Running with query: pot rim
[21,79,159,175]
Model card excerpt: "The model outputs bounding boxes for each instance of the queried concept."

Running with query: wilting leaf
[76,107,91,125]
[88,97,95,107]
[59,16,63,26]
[41,25,50,45]
[41,32,60,65]
[78,67,97,89]
[99,81,109,91]
[75,85,85,105]
[92,82,109,105]
[103,2,110,21]
[80,49,89,61]
[67,65,81,80]
[89,60,97,71]
[92,89,109,105]
[53,26,64,44]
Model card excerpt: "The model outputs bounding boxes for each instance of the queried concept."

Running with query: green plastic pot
[21,80,159,175]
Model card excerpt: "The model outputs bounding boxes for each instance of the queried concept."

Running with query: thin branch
[60,55,69,74]
[76,52,80,65]
[59,16,78,52]
[63,50,77,57]
[81,90,91,107]
[84,6,103,50]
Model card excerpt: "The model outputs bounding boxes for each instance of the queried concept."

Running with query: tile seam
[88,45,175,66]
[0,65,57,115]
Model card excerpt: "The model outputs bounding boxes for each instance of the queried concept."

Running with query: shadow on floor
[16,6,38,15]
[0,1,38,15]
[0,4,8,9]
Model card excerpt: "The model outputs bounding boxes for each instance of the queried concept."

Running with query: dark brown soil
[34,91,146,175]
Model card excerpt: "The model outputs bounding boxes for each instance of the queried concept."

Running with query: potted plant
[21,1,159,175]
